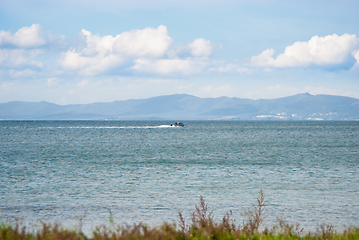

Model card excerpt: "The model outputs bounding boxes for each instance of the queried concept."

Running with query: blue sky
[0,0,358,104]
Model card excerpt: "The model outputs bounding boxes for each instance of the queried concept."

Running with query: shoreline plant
[1,190,358,240]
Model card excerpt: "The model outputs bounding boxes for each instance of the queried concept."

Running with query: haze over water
[1,121,358,235]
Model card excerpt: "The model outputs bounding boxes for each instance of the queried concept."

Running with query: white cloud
[251,34,359,68]
[61,49,123,75]
[0,24,46,48]
[0,81,15,90]
[113,25,172,58]
[0,49,43,67]
[200,84,231,97]
[188,38,213,58]
[0,24,67,71]
[80,29,115,56]
[9,69,37,78]
[0,24,215,77]
[77,79,89,87]
[352,49,359,69]
[165,37,214,59]
[61,26,215,76]
[209,63,253,74]
[132,58,207,75]
[47,77,57,85]
[61,26,172,75]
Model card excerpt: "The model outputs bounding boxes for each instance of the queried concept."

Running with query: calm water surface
[0,121,358,234]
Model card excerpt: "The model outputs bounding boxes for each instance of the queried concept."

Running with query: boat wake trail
[42,125,179,129]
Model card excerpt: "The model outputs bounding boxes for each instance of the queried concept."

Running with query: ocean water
[0,121,358,234]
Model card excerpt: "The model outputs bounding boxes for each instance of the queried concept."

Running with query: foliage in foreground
[1,190,359,240]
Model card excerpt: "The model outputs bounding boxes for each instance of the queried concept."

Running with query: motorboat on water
[171,122,184,127]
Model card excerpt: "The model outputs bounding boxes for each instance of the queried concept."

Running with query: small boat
[171,122,185,127]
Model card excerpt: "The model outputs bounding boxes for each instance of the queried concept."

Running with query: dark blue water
[0,121,358,234]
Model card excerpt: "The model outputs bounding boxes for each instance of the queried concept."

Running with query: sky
[0,0,358,104]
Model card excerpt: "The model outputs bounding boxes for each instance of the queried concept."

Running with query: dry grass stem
[1,190,359,240]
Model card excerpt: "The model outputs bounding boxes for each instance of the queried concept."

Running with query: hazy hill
[0,93,358,120]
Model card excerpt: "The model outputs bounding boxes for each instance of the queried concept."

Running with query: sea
[0,121,358,235]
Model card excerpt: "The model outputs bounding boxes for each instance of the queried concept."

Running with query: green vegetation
[1,190,358,240]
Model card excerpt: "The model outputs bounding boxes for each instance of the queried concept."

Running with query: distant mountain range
[0,93,358,120]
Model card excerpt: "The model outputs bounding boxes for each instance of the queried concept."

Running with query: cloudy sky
[0,0,358,104]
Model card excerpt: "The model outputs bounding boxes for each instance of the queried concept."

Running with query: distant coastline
[0,93,358,120]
